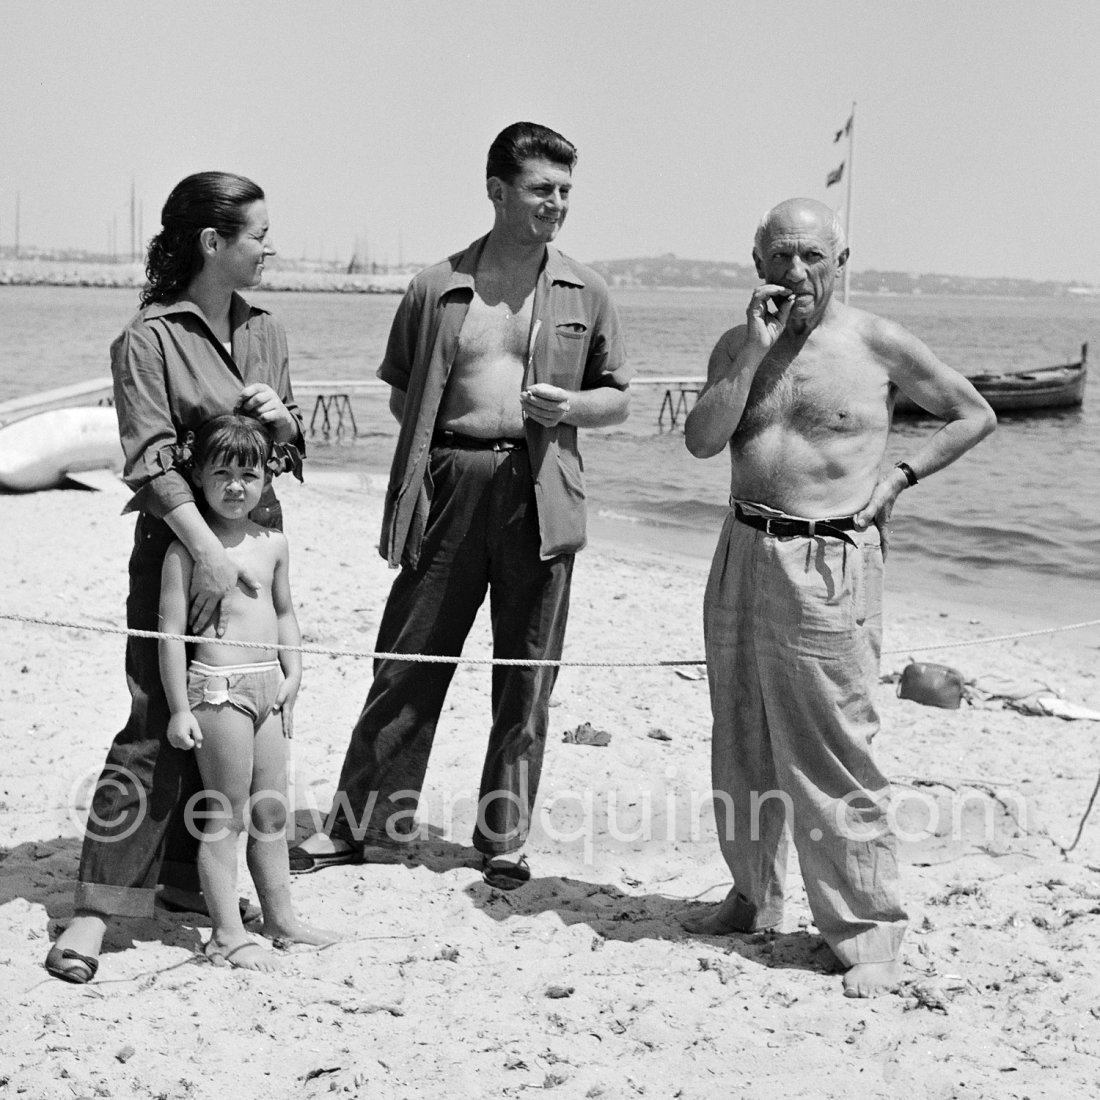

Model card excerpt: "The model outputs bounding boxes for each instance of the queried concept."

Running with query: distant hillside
[3,247,1094,299]
[589,254,1097,298]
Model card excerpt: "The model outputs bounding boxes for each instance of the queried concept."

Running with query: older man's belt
[733,504,857,546]
[432,430,527,452]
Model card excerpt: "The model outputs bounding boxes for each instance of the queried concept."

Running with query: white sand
[2,474,1099,1098]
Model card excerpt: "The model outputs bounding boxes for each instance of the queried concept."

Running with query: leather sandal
[45,945,100,984]
[287,844,365,875]
[483,854,532,891]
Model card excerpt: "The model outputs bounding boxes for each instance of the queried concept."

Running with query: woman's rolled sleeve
[268,320,307,453]
[111,327,196,519]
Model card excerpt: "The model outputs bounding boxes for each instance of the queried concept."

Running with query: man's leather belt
[733,504,857,546]
[432,430,527,452]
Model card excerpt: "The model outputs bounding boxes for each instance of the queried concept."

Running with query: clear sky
[3,0,1098,283]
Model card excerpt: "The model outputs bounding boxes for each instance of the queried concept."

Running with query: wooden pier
[294,381,386,441]
[631,377,706,428]
[0,376,707,437]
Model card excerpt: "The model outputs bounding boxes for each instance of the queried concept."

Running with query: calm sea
[1,284,1096,641]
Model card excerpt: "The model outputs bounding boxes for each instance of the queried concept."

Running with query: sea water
[0,284,1096,643]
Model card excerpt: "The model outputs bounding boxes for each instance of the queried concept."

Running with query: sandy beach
[3,471,1100,1099]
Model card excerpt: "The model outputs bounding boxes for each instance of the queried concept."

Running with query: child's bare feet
[204,936,282,972]
[261,919,341,949]
[843,959,902,998]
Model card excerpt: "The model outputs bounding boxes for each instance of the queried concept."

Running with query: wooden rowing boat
[894,343,1088,416]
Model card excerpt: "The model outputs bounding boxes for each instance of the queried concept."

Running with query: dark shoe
[288,844,364,875]
[45,945,99,984]
[156,890,262,924]
[483,854,531,891]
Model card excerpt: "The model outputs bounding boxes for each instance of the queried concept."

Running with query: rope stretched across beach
[2,610,1098,668]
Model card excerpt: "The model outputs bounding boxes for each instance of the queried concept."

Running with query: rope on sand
[6,610,1100,851]
[892,617,1100,654]
[0,612,695,668]
[1061,771,1100,856]
[1,611,1098,668]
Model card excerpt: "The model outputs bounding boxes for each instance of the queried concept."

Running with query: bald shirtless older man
[290,122,630,888]
[682,198,995,997]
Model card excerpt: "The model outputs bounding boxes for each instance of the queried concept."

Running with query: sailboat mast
[843,102,855,304]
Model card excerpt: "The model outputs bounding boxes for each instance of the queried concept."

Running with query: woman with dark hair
[45,171,305,983]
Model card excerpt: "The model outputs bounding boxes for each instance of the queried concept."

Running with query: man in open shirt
[291,122,630,887]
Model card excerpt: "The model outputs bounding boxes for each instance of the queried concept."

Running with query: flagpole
[843,102,855,305]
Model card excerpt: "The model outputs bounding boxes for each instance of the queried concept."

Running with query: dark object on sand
[897,662,966,709]
[562,722,611,747]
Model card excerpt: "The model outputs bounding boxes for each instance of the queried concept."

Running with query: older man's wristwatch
[895,461,918,487]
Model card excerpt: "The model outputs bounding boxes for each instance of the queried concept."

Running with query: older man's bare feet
[681,892,778,937]
[812,941,845,974]
[680,908,750,936]
[843,960,902,998]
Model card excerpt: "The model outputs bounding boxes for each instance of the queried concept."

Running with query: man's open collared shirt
[378,235,630,566]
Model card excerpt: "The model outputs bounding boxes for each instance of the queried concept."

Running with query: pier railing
[0,376,708,437]
[633,377,706,428]
[294,378,709,436]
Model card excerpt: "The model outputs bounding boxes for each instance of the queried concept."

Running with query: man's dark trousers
[331,442,573,855]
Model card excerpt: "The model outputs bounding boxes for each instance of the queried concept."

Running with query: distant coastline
[1,253,1096,299]
[589,255,1099,299]
[0,257,411,294]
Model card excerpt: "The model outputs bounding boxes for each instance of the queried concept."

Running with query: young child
[159,413,338,971]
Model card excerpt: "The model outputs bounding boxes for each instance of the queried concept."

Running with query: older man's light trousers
[702,509,907,966]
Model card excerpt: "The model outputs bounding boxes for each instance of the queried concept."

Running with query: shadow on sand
[289,812,836,980]
[4,836,206,963]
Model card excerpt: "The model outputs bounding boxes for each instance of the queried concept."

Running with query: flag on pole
[833,114,853,143]
[826,162,844,187]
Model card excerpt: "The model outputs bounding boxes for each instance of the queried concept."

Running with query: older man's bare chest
[736,336,890,443]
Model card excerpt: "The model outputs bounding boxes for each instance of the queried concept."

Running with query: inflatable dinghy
[0,406,123,492]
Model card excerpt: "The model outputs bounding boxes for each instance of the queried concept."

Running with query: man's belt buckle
[763,515,818,538]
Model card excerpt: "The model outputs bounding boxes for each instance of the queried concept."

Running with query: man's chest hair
[740,347,886,438]
[457,293,532,360]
